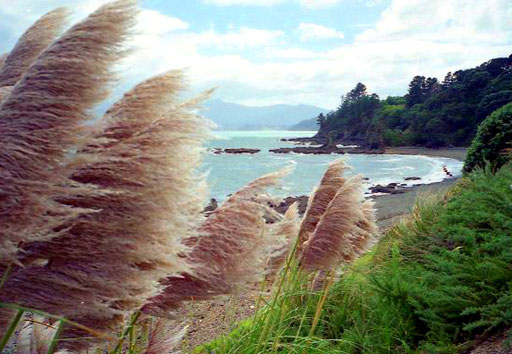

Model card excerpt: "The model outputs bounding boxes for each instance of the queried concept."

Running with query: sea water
[202,131,464,201]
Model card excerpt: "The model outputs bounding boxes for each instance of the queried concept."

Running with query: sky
[0,0,511,109]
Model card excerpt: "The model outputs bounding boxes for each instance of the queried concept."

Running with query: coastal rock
[269,146,384,155]
[273,196,309,215]
[203,198,218,214]
[370,184,407,194]
[280,137,325,145]
[270,146,345,154]
[212,148,260,154]
[404,176,421,181]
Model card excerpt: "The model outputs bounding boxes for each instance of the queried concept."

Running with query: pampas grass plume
[145,170,291,316]
[0,0,137,266]
[0,8,68,87]
[300,175,365,271]
[298,159,349,250]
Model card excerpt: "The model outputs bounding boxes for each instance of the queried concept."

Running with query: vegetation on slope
[314,55,512,148]
[200,164,512,353]
[464,102,512,173]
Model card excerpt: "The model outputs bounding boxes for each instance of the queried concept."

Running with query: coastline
[373,147,467,230]
[181,146,468,350]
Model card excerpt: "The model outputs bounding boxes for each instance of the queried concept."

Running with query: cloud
[297,23,344,41]
[202,0,286,6]
[1,0,512,110]
[299,0,343,9]
[202,0,343,8]
[136,9,189,34]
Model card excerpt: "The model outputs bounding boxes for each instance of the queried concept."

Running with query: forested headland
[314,54,512,149]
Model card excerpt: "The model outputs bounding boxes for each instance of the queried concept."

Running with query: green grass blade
[47,319,64,354]
[0,309,24,352]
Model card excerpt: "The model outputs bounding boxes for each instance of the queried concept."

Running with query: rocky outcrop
[404,176,421,181]
[270,146,346,154]
[272,196,309,216]
[269,146,385,155]
[369,183,408,194]
[212,148,261,154]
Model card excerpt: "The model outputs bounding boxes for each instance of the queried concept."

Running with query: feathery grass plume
[0,0,137,347]
[0,86,12,102]
[300,175,365,271]
[298,159,350,250]
[0,8,68,88]
[2,71,211,351]
[225,167,292,223]
[352,199,378,254]
[265,202,300,277]
[144,318,187,354]
[0,0,137,267]
[0,53,7,71]
[226,167,293,204]
[145,170,292,316]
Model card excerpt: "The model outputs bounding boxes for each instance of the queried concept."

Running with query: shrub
[464,103,512,173]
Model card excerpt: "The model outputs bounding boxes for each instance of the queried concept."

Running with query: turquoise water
[202,131,464,201]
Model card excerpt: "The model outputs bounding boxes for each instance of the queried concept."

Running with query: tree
[316,113,326,128]
[463,103,512,173]
[405,76,426,107]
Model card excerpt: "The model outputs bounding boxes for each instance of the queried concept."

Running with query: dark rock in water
[203,198,218,214]
[270,146,345,154]
[280,137,325,145]
[212,148,260,154]
[273,196,309,216]
[404,176,421,181]
[363,177,370,181]
[270,145,384,155]
[370,184,407,194]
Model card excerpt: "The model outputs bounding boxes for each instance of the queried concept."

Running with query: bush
[464,103,512,173]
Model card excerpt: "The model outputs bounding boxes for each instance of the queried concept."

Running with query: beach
[374,147,467,230]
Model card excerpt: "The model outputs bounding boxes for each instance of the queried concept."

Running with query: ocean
[202,131,464,201]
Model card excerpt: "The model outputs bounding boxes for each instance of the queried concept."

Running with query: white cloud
[202,0,285,6]
[136,9,188,35]
[1,0,512,110]
[297,23,344,41]
[299,0,342,9]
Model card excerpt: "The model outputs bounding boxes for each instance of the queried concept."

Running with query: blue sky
[1,0,511,109]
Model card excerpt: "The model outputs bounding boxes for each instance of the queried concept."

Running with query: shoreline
[372,147,466,230]
[183,147,468,350]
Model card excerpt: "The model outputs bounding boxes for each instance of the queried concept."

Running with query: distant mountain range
[203,99,329,130]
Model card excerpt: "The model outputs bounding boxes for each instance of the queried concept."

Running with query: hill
[316,54,512,148]
[203,99,328,130]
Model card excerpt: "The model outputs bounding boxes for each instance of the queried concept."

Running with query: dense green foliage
[463,103,512,173]
[316,55,512,148]
[199,165,512,353]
